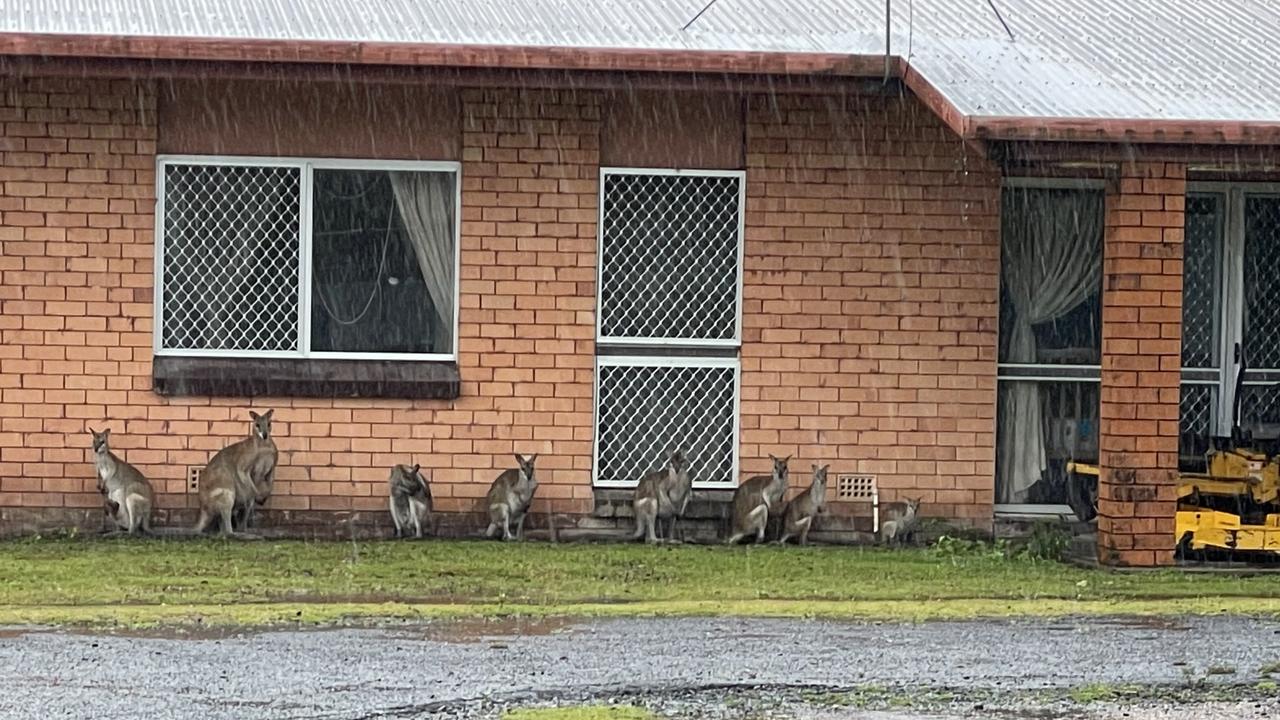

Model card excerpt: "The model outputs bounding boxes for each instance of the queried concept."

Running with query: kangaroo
[727,454,790,545]
[631,450,692,545]
[485,454,538,541]
[193,410,277,539]
[779,463,828,546]
[89,428,155,535]
[879,497,922,547]
[389,463,433,539]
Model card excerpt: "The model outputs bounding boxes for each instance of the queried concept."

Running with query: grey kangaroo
[89,428,155,535]
[194,410,278,538]
[389,463,433,539]
[485,454,538,541]
[727,454,790,545]
[779,463,828,546]
[631,450,692,544]
[879,496,922,546]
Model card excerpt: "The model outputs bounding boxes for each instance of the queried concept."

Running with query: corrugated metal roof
[3,0,1280,126]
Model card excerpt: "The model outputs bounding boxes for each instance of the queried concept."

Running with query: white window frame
[590,354,741,490]
[153,154,462,362]
[1184,181,1280,435]
[592,167,745,489]
[995,176,1106,517]
[595,167,746,348]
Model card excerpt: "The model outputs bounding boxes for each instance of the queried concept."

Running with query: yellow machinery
[1068,451,1280,557]
[1066,357,1280,559]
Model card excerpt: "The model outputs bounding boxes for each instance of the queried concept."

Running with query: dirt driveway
[2,615,1279,718]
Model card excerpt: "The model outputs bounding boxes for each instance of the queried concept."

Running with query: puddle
[63,624,264,641]
[0,626,48,640]
[409,615,578,644]
[1096,617,1190,631]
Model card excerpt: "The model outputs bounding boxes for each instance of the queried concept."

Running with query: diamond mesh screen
[1179,383,1215,441]
[1182,194,1222,369]
[1241,383,1280,429]
[598,172,741,342]
[594,361,736,487]
[1244,196,1280,369]
[161,163,301,352]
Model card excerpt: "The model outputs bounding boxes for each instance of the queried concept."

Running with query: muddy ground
[1,616,1279,718]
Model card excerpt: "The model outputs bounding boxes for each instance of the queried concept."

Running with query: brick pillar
[457,88,601,516]
[1097,162,1185,567]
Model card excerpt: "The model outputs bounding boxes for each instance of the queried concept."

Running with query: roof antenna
[682,0,721,31]
[883,0,891,83]
[986,0,1015,41]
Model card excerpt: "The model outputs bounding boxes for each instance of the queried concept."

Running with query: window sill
[153,356,460,399]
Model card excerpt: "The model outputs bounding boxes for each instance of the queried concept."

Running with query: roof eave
[970,115,1280,146]
[0,31,890,76]
[4,32,1280,147]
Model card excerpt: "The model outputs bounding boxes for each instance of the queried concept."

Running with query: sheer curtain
[998,190,1103,503]
[390,171,455,353]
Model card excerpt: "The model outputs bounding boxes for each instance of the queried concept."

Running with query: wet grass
[804,682,1280,713]
[2,536,1280,627]
[1067,683,1144,703]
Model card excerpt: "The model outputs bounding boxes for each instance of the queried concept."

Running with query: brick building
[2,1,1279,566]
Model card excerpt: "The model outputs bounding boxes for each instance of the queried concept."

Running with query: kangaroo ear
[102,428,110,439]
[249,411,260,421]
[262,409,274,420]
[527,454,538,463]
[412,463,421,473]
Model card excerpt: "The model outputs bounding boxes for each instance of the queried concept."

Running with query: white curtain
[390,171,455,352]
[998,190,1103,503]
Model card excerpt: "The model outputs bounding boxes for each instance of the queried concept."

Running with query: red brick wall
[1097,161,1185,567]
[741,94,1001,524]
[0,78,601,533]
[1,76,1002,535]
[0,77,158,517]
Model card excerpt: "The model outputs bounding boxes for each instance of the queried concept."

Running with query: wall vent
[836,473,877,500]
[187,467,202,493]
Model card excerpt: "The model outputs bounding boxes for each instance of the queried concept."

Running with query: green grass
[2,537,1280,628]
[502,706,653,720]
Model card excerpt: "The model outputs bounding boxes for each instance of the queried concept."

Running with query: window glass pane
[996,380,1098,505]
[161,163,301,352]
[998,187,1104,366]
[1179,383,1216,472]
[1240,383,1280,438]
[1243,196,1280,369]
[598,172,741,342]
[310,169,455,355]
[1182,194,1223,369]
[594,361,737,488]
